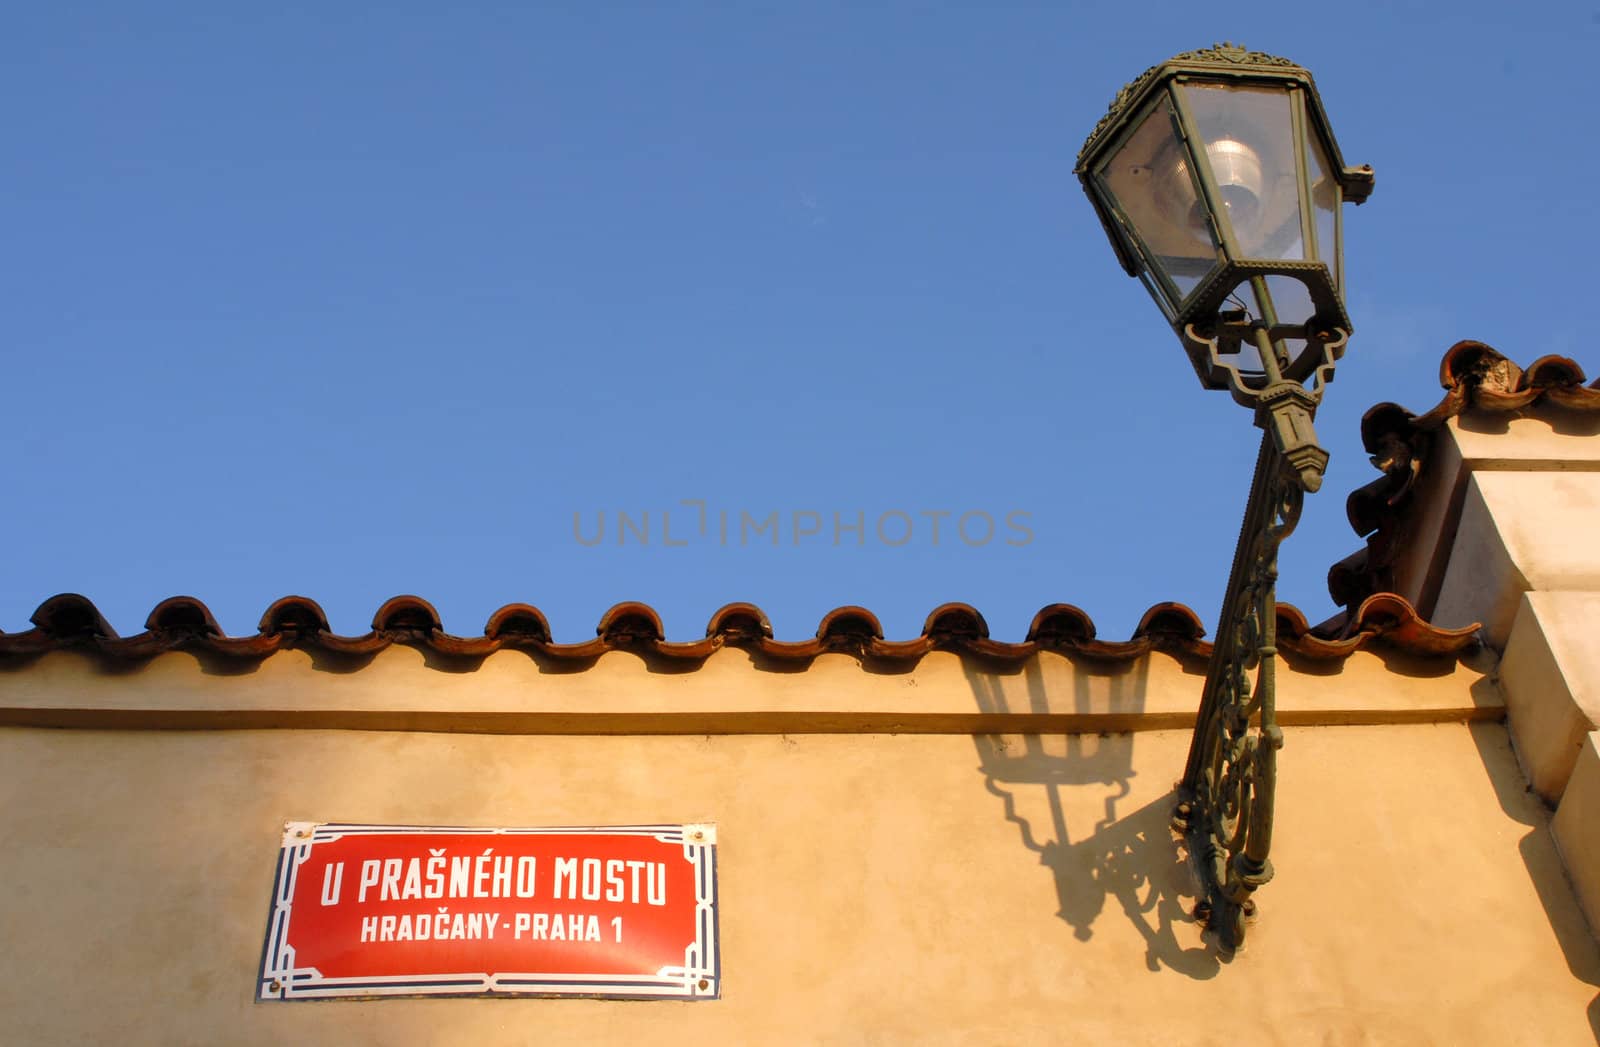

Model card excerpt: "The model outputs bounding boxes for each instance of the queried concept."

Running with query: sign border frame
[256,822,720,1002]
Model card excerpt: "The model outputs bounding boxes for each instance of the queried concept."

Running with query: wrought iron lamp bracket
[1170,318,1345,950]
[1172,430,1303,951]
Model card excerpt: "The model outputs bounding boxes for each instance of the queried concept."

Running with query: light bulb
[1205,137,1263,237]
[1153,137,1265,246]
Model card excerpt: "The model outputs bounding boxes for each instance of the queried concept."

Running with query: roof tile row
[0,591,1476,666]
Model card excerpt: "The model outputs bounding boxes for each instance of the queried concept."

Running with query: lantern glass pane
[1234,274,1317,328]
[1179,83,1303,262]
[1304,127,1341,289]
[1094,97,1221,308]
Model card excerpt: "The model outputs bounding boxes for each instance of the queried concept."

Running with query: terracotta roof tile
[1025,603,1096,645]
[32,593,118,641]
[923,603,988,644]
[373,594,444,637]
[706,602,773,642]
[145,596,222,635]
[596,601,667,645]
[483,603,553,644]
[260,595,332,637]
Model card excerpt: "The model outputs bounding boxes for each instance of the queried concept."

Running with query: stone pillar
[1413,405,1600,930]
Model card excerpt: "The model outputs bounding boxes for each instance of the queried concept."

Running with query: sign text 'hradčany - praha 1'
[316,850,670,945]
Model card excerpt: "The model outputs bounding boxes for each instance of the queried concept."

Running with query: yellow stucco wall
[0,643,1501,731]
[1,644,1596,1044]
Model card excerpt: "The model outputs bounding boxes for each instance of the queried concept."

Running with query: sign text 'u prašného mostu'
[258,823,719,1000]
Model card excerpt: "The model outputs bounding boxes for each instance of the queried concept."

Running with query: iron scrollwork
[1171,321,1339,950]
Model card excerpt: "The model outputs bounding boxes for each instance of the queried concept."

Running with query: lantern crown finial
[1076,44,1310,170]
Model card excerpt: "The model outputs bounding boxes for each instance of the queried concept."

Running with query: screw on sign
[258,823,719,1000]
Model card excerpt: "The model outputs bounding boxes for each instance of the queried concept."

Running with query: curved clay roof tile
[816,606,884,644]
[596,602,666,645]
[372,595,444,636]
[922,603,990,643]
[31,593,118,640]
[1134,603,1207,644]
[1523,354,1587,389]
[483,604,552,644]
[705,603,773,643]
[258,596,332,637]
[145,596,222,635]
[1025,604,1096,646]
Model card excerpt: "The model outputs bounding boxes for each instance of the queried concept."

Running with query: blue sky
[4,2,1596,642]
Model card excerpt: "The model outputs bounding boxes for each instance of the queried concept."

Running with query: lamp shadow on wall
[965,656,1220,980]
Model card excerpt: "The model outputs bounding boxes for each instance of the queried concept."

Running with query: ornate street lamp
[1076,43,1373,948]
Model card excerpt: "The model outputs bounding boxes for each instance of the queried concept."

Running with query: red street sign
[258,823,719,1000]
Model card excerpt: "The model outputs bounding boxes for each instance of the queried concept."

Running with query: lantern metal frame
[1076,42,1372,397]
[1076,44,1373,950]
